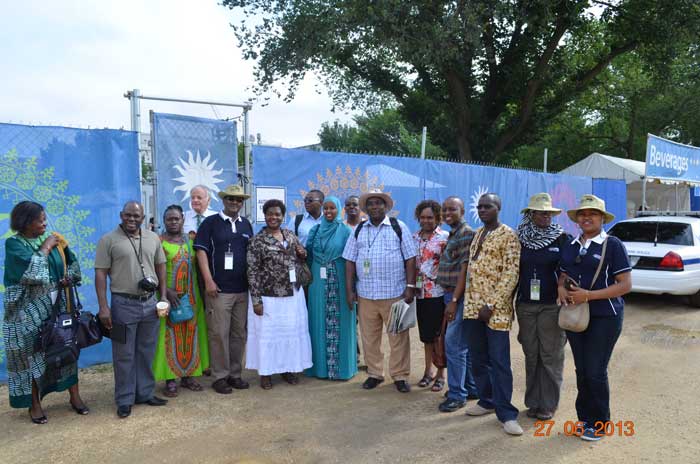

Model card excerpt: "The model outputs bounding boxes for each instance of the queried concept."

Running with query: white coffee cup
[156,301,169,317]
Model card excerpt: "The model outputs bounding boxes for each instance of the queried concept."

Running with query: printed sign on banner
[152,113,237,224]
[0,123,141,382]
[255,186,286,223]
[646,134,700,183]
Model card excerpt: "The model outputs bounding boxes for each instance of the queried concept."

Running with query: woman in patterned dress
[304,196,357,380]
[152,205,209,397]
[3,201,88,423]
[412,200,449,392]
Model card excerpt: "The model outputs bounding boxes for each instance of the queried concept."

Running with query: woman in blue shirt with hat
[557,194,632,442]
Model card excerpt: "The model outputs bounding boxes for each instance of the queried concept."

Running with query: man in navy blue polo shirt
[194,185,254,394]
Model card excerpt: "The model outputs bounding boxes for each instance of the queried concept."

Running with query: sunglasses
[223,196,243,202]
[304,198,320,203]
[574,246,588,264]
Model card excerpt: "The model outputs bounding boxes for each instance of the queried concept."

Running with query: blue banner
[152,113,237,224]
[252,147,597,235]
[646,134,700,183]
[0,123,141,382]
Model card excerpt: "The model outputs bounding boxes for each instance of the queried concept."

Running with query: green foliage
[223,0,700,162]
[319,109,447,157]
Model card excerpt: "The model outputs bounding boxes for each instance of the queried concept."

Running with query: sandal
[417,374,434,388]
[431,378,446,392]
[260,375,273,390]
[163,380,178,398]
[281,372,299,385]
[180,377,203,392]
[28,408,47,425]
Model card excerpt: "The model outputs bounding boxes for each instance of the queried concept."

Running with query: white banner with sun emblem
[152,113,237,223]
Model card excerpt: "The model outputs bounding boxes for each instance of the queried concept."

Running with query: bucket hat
[567,194,615,224]
[521,192,562,215]
[359,188,394,212]
[217,184,250,200]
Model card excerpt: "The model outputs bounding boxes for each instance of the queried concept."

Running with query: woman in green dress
[3,201,88,423]
[304,196,357,380]
[152,205,210,397]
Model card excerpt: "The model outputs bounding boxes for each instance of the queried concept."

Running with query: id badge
[530,279,541,301]
[320,266,327,279]
[224,252,234,270]
[289,267,297,283]
[363,259,371,276]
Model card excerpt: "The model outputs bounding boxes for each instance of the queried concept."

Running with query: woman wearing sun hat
[516,193,569,421]
[556,194,632,442]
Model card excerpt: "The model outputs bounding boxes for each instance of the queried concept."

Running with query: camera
[138,276,158,292]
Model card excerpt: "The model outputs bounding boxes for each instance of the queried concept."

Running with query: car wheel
[689,291,700,308]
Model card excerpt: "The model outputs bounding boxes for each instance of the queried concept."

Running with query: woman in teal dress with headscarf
[304,196,357,380]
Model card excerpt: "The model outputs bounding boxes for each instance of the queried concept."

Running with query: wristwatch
[406,284,416,288]
[451,297,458,303]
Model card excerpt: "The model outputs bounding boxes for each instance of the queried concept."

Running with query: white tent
[559,153,690,217]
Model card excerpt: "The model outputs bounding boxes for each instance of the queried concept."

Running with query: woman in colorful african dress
[152,205,210,397]
[3,201,89,424]
[304,196,357,380]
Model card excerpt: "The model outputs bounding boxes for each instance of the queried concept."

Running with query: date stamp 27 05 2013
[533,420,635,437]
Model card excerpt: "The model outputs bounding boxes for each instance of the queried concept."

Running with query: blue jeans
[444,292,477,401]
[463,318,519,422]
[566,315,623,426]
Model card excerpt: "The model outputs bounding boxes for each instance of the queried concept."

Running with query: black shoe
[212,378,233,394]
[467,393,479,400]
[362,377,384,390]
[439,398,467,413]
[117,405,131,418]
[137,396,168,406]
[70,401,90,415]
[227,377,250,390]
[394,380,411,393]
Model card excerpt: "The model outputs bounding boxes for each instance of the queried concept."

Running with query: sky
[0,0,353,147]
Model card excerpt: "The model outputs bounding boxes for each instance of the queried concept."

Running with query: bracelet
[585,290,590,303]
[406,284,416,289]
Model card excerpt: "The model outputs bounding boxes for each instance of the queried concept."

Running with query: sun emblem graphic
[292,166,389,219]
[172,150,224,204]
[469,185,490,224]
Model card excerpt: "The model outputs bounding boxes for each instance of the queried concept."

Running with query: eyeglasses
[223,196,242,202]
[574,246,588,264]
[304,198,320,204]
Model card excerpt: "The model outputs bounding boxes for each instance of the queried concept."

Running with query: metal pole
[641,176,647,212]
[129,89,141,132]
[149,110,159,230]
[129,93,250,109]
[420,126,427,159]
[243,102,252,217]
[676,183,679,211]
[543,148,548,173]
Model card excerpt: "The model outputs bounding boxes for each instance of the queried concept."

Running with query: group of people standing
[3,181,631,442]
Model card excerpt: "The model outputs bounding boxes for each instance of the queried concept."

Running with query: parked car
[607,212,700,307]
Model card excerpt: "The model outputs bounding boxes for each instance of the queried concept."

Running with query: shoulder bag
[558,238,608,332]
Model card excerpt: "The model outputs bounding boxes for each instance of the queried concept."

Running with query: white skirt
[246,287,313,376]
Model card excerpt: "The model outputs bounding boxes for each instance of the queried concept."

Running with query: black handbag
[71,286,103,348]
[39,289,80,370]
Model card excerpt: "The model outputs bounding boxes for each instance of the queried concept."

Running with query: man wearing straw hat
[515,193,568,421]
[194,184,254,394]
[342,188,418,393]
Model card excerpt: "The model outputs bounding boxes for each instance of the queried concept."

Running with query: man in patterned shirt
[463,193,523,435]
[342,189,418,393]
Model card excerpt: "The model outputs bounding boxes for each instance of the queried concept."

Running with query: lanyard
[366,223,384,251]
[121,225,146,278]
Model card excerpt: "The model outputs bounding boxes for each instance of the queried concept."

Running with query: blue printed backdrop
[253,146,601,236]
[152,113,237,223]
[0,123,140,382]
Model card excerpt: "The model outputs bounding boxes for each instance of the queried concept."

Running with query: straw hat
[521,193,562,215]
[567,194,615,224]
[217,184,250,200]
[359,188,394,212]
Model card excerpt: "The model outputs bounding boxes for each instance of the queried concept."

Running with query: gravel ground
[1,293,699,464]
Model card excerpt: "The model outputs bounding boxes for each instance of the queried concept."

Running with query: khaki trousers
[205,292,248,381]
[358,297,410,381]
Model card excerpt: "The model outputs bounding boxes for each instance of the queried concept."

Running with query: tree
[223,0,700,161]
[318,108,447,157]
[511,46,700,171]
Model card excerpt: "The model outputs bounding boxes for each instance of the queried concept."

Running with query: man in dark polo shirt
[194,184,253,394]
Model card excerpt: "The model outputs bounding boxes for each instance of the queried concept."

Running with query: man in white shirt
[184,185,217,235]
[286,189,324,246]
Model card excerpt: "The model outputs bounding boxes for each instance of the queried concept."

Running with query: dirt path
[1,294,699,464]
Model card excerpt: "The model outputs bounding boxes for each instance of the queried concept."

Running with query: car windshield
[609,221,694,246]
